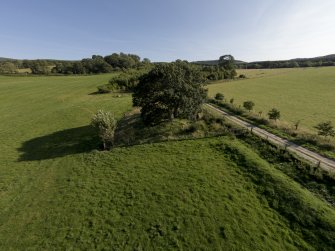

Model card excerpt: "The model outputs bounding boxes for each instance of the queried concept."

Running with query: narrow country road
[206,103,335,173]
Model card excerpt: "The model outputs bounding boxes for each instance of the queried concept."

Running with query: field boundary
[206,103,335,173]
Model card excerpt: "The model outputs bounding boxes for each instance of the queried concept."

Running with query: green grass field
[1,74,335,250]
[208,67,335,132]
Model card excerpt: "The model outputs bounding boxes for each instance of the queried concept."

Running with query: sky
[1,0,335,62]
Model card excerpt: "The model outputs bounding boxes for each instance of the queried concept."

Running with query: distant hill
[0,57,15,62]
[0,57,76,62]
[291,54,335,62]
[193,59,246,66]
[250,54,335,65]
[193,54,335,69]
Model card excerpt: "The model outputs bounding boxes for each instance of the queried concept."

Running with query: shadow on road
[17,125,99,161]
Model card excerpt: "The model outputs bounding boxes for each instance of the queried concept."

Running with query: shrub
[268,108,281,121]
[239,74,246,79]
[243,101,255,111]
[215,93,224,101]
[315,121,335,138]
[245,113,269,125]
[91,110,117,150]
[108,70,148,91]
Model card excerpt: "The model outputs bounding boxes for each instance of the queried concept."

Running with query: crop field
[208,67,335,132]
[1,75,335,250]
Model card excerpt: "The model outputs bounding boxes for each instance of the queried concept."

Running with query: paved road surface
[206,103,335,173]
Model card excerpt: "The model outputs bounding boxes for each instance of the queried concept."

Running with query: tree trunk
[169,109,174,121]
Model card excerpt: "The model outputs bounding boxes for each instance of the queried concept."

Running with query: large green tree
[104,53,142,69]
[218,55,237,78]
[30,61,50,74]
[133,61,207,125]
[219,55,235,70]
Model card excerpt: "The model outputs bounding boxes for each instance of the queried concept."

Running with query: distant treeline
[0,53,152,74]
[194,54,335,69]
[98,56,238,93]
[239,55,335,69]
[3,53,335,74]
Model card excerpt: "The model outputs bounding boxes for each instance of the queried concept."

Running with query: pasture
[0,74,334,250]
[208,67,335,132]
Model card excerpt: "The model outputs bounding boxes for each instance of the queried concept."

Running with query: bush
[244,113,269,125]
[243,101,255,111]
[91,110,117,150]
[239,74,246,79]
[215,93,225,101]
[315,121,335,138]
[268,108,281,121]
[108,70,148,91]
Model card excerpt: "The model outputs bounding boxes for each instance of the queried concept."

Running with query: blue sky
[1,0,335,62]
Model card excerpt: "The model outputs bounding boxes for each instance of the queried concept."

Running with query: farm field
[1,75,335,250]
[208,67,335,132]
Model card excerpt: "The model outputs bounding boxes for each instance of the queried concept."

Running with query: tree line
[3,53,335,74]
[1,53,239,77]
[98,56,237,93]
[0,53,152,75]
[238,60,335,69]
[239,54,335,69]
[196,54,335,69]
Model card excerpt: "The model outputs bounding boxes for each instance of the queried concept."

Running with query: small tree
[218,55,235,70]
[229,98,234,105]
[315,121,335,139]
[268,108,280,121]
[218,55,237,78]
[243,101,255,112]
[91,110,117,150]
[215,93,224,101]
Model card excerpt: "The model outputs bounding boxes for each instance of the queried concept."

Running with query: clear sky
[1,0,335,62]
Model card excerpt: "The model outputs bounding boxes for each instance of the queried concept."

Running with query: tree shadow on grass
[18,125,99,161]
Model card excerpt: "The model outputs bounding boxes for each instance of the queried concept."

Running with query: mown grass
[2,135,327,250]
[208,67,335,132]
[1,74,335,250]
